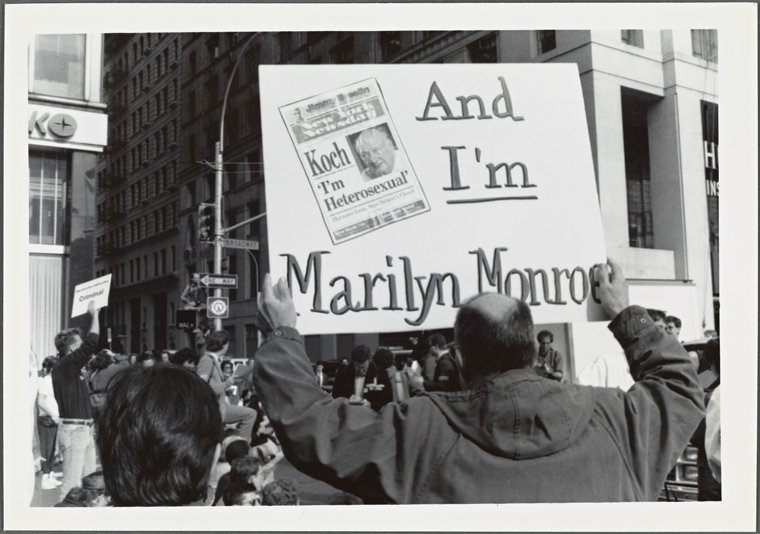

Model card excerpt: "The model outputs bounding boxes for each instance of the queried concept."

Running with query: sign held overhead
[71,274,112,318]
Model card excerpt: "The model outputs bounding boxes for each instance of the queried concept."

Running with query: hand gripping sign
[71,274,112,318]
[261,64,607,335]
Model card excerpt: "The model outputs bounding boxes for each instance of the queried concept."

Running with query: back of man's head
[646,308,667,323]
[225,439,250,464]
[350,345,371,364]
[96,365,223,506]
[665,315,682,329]
[455,293,535,380]
[373,348,394,369]
[54,328,82,355]
[261,479,299,506]
[170,347,198,367]
[205,331,230,353]
[427,333,447,350]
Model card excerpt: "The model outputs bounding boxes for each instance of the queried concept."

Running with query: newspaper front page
[279,78,430,244]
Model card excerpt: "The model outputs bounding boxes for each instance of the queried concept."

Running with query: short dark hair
[90,351,112,372]
[225,439,250,464]
[205,331,230,353]
[537,330,553,343]
[225,483,260,506]
[221,360,234,372]
[169,347,198,366]
[373,348,394,370]
[350,345,371,364]
[96,366,223,506]
[54,328,82,354]
[138,351,155,363]
[665,315,682,329]
[703,337,720,376]
[261,479,299,506]
[42,356,58,374]
[455,295,536,379]
[229,455,262,486]
[646,308,667,322]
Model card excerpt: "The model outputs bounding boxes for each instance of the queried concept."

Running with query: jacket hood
[425,368,596,460]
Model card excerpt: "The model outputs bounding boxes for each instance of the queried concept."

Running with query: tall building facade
[99,30,718,367]
[96,34,182,353]
[28,34,108,360]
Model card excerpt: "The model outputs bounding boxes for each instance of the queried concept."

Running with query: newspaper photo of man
[351,124,401,181]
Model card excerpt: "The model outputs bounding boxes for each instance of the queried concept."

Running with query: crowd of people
[31,258,720,506]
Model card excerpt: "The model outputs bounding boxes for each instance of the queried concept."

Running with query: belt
[61,418,94,426]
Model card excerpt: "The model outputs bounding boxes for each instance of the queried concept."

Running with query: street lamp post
[212,32,261,331]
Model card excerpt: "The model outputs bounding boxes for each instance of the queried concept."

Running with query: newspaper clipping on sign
[279,78,430,245]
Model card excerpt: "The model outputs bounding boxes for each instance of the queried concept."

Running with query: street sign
[207,297,229,319]
[221,238,259,250]
[198,273,238,288]
[176,309,197,330]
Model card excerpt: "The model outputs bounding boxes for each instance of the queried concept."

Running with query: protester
[428,343,466,392]
[691,337,721,501]
[261,479,299,506]
[37,356,62,490]
[420,333,447,389]
[137,351,156,368]
[253,262,704,503]
[181,272,207,310]
[386,352,414,402]
[646,308,668,332]
[96,365,223,506]
[88,349,129,421]
[128,354,138,366]
[665,315,682,339]
[169,347,200,369]
[332,344,383,407]
[52,302,100,500]
[533,330,564,381]
[222,456,265,506]
[196,331,257,442]
[314,360,327,389]
[212,438,252,506]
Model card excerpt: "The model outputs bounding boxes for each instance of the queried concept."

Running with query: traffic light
[197,202,215,243]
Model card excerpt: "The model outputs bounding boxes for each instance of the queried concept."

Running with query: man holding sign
[253,261,704,503]
[52,301,101,500]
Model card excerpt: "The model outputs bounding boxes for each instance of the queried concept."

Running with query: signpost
[207,297,230,319]
[197,273,238,289]
[221,238,259,250]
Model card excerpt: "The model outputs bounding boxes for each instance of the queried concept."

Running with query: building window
[29,150,69,245]
[468,33,498,63]
[621,30,644,48]
[622,91,654,249]
[171,245,176,272]
[380,31,401,61]
[32,34,86,99]
[536,30,557,55]
[154,251,159,277]
[161,248,167,275]
[691,29,718,62]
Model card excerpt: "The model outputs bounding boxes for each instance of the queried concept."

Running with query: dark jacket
[52,332,99,420]
[332,361,391,411]
[253,306,704,503]
[428,352,465,392]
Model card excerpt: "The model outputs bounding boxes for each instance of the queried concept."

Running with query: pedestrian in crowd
[387,352,414,402]
[52,302,100,501]
[88,349,129,422]
[56,470,109,507]
[366,348,394,410]
[665,315,682,339]
[314,360,327,389]
[160,350,171,364]
[37,356,62,490]
[691,337,721,501]
[169,346,200,369]
[647,308,668,332]
[429,343,466,392]
[96,365,223,506]
[253,262,704,503]
[533,330,564,382]
[138,351,155,368]
[222,456,265,506]
[128,354,138,366]
[261,479,299,506]
[196,330,257,442]
[420,333,448,389]
[332,345,382,407]
[211,437,251,506]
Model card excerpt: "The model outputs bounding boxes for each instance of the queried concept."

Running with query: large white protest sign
[71,274,111,318]
[261,64,607,334]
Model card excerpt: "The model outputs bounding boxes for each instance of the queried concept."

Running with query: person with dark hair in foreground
[261,479,299,506]
[253,261,704,503]
[96,365,223,506]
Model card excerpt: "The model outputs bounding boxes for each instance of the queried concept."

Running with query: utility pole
[213,141,224,331]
